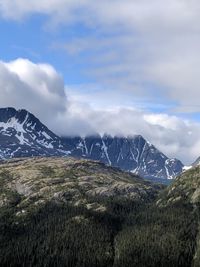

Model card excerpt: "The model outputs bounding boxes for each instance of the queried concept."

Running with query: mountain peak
[0,107,68,159]
[0,107,35,125]
[0,107,17,122]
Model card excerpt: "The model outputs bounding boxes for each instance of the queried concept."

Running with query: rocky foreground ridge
[0,157,163,214]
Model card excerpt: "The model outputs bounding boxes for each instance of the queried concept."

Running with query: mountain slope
[156,165,200,267]
[0,107,69,158]
[0,157,163,211]
[0,157,164,267]
[62,134,184,180]
[157,165,200,206]
[0,157,197,267]
[192,156,200,167]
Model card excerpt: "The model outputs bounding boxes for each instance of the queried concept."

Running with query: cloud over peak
[0,58,67,121]
[0,58,200,165]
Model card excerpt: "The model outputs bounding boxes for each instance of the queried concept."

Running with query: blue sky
[0,16,91,84]
[0,0,200,164]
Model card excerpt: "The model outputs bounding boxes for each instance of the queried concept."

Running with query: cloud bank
[0,58,200,165]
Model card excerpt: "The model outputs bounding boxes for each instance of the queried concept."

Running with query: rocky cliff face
[62,134,184,179]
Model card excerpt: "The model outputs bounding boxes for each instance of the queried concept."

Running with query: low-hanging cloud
[0,58,200,165]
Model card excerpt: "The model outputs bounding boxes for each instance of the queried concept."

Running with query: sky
[0,0,200,164]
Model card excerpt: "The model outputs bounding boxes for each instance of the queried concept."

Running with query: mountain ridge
[61,134,184,180]
[0,107,184,180]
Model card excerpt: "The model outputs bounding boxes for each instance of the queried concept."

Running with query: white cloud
[0,58,200,164]
[58,32,200,112]
[65,101,200,165]
[0,58,68,125]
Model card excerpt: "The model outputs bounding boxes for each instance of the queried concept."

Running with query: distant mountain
[62,135,184,180]
[192,156,200,167]
[0,107,184,180]
[0,107,68,158]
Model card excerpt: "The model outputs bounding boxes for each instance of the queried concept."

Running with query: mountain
[0,157,197,267]
[0,107,184,180]
[192,156,200,167]
[0,157,164,267]
[0,107,69,158]
[62,134,184,180]
[156,165,200,266]
[157,164,200,207]
[0,157,163,210]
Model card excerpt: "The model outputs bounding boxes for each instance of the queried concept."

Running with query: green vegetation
[0,157,199,267]
[114,203,198,267]
[0,198,198,267]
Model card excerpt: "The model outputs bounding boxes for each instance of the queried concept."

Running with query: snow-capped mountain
[0,107,184,180]
[0,107,68,158]
[61,134,184,180]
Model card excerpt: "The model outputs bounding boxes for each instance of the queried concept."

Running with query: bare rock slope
[0,157,163,215]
